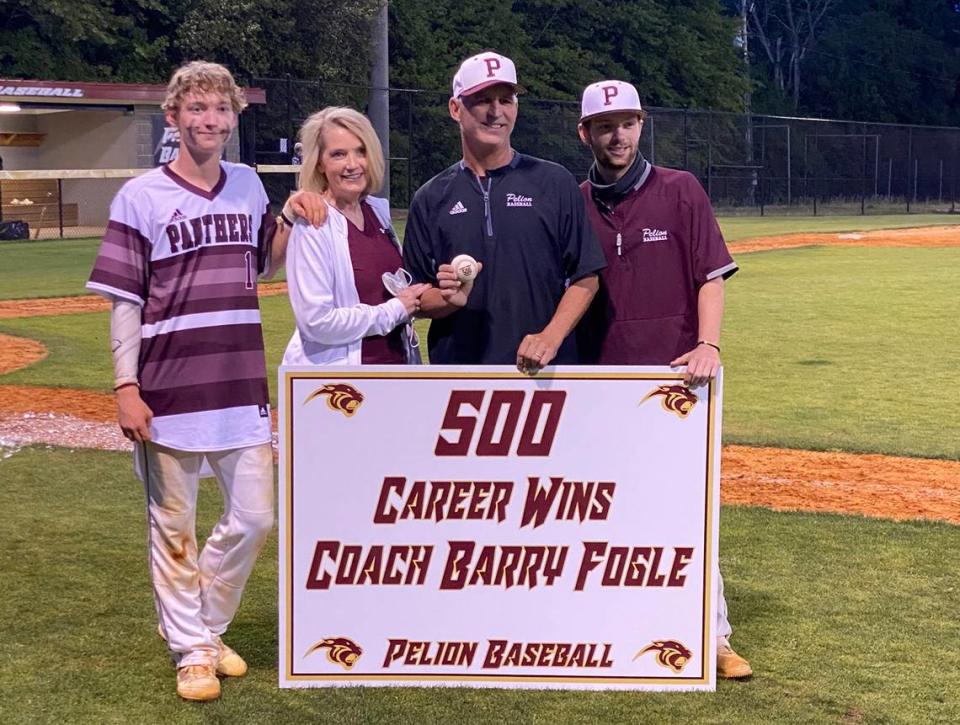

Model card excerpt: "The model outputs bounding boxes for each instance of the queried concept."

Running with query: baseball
[450,254,478,282]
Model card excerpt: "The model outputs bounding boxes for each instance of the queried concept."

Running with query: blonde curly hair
[162,61,247,114]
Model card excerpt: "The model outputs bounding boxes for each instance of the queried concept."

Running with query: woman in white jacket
[281,107,429,366]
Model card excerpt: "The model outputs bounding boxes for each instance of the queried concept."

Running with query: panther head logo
[634,639,693,673]
[304,636,363,670]
[305,383,364,417]
[641,385,698,418]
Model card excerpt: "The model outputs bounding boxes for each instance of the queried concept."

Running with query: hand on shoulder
[285,191,328,228]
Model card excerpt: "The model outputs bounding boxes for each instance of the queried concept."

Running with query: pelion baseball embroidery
[506,193,533,207]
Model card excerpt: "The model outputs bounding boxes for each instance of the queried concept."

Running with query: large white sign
[279,366,721,691]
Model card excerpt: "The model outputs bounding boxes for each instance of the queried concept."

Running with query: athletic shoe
[158,624,247,677]
[215,638,248,678]
[176,663,220,701]
[717,642,753,679]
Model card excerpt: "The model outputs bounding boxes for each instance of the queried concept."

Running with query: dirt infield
[0,384,115,421]
[0,334,47,373]
[733,224,959,253]
[1,226,957,523]
[722,446,958,524]
[0,282,289,320]
[0,381,955,524]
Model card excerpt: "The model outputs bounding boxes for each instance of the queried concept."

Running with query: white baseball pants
[716,567,733,640]
[139,442,274,668]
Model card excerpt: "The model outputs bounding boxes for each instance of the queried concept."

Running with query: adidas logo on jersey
[449,201,468,215]
[169,208,187,223]
[642,228,669,243]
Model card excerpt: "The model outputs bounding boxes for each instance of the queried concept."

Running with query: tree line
[1,0,957,125]
[736,0,960,126]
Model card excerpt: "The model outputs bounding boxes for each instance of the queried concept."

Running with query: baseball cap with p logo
[580,80,643,122]
[452,52,522,97]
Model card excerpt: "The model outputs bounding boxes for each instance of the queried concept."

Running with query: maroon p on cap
[452,52,523,97]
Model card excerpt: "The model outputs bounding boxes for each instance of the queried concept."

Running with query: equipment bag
[0,220,30,240]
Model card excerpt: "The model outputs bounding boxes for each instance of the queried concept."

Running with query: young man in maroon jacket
[576,80,751,679]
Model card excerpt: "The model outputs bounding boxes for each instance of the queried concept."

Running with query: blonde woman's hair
[298,107,384,196]
[162,61,248,113]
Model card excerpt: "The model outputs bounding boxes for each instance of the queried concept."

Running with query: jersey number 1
[244,250,254,290]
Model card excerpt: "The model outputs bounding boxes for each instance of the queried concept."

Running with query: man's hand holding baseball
[116,385,154,442]
[670,342,721,387]
[436,260,483,308]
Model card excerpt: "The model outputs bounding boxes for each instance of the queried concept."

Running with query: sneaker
[215,638,248,678]
[158,624,246,678]
[717,642,753,679]
[176,663,220,701]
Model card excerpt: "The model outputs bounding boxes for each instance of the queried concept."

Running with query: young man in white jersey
[87,61,323,701]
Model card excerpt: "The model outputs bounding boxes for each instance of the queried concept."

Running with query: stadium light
[0,103,22,113]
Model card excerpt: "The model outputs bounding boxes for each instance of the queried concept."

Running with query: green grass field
[3,245,957,459]
[0,213,955,299]
[1,449,957,724]
[724,246,960,459]
[1,215,958,722]
[0,237,102,299]
[0,298,298,400]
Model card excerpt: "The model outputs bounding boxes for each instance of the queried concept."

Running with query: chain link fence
[247,77,960,216]
[0,170,130,240]
[3,80,956,243]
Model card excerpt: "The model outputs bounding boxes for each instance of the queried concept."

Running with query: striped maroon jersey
[87,162,277,452]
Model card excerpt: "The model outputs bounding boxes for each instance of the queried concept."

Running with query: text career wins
[304,388,697,593]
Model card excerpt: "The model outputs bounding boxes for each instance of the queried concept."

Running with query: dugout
[0,79,265,237]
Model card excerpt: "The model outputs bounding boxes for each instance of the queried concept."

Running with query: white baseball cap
[452,52,522,97]
[580,80,643,122]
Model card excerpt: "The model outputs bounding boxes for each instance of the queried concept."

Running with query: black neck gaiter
[588,151,648,204]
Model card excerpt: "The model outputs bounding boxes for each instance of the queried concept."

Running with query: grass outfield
[0,299,297,398]
[0,237,101,299]
[0,214,957,299]
[0,238,288,300]
[3,246,957,459]
[723,245,960,459]
[0,448,956,723]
